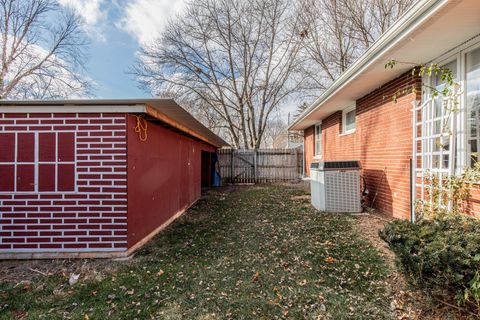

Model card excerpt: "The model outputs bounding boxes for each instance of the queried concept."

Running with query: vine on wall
[386,59,480,218]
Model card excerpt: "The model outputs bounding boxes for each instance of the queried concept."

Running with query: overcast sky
[58,0,186,98]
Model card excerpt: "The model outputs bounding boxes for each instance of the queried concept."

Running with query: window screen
[315,124,322,156]
[345,109,356,132]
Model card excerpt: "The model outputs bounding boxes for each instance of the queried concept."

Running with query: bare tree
[0,0,90,99]
[132,0,307,149]
[261,111,288,148]
[343,0,414,47]
[298,0,414,95]
[260,117,304,148]
[293,101,309,118]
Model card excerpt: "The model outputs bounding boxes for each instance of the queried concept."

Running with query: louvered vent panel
[324,171,361,213]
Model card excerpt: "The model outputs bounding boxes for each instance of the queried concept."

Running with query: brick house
[289,0,480,220]
[0,99,228,259]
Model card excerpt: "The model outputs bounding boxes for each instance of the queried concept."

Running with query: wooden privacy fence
[218,148,303,184]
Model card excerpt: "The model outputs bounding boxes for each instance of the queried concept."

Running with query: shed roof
[0,99,230,148]
[289,0,480,130]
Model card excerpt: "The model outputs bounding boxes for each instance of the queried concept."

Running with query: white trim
[421,37,480,172]
[339,129,356,137]
[342,105,356,135]
[464,43,480,169]
[413,38,480,220]
[13,132,17,192]
[34,132,39,192]
[314,121,322,157]
[0,105,146,113]
[0,131,77,194]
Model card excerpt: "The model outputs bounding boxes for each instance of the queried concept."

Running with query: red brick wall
[126,116,217,247]
[0,113,128,254]
[466,188,480,218]
[304,72,421,219]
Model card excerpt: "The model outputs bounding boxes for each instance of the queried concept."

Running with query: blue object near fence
[212,153,221,187]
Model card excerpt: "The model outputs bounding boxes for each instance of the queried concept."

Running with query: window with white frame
[420,38,480,173]
[342,105,356,134]
[0,132,76,192]
[432,59,457,171]
[466,46,480,166]
[314,123,322,157]
[407,38,480,220]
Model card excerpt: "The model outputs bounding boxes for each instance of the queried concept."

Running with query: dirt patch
[0,258,128,285]
[353,213,422,319]
[290,195,310,201]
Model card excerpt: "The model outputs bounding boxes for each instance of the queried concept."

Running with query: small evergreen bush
[380,216,480,307]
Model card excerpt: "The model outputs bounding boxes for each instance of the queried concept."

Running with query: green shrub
[379,216,480,306]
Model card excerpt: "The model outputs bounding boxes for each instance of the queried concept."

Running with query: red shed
[0,99,229,259]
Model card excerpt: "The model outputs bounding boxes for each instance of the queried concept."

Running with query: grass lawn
[0,185,393,319]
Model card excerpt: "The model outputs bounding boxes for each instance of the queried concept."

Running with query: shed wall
[0,113,128,255]
[126,116,216,248]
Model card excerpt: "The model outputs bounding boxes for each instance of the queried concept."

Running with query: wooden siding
[218,148,303,184]
[126,115,217,248]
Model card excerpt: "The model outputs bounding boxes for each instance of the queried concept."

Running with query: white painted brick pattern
[0,113,128,252]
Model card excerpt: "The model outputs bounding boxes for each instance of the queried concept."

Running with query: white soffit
[291,0,480,130]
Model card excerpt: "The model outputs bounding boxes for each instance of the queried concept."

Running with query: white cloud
[117,0,186,45]
[57,0,107,41]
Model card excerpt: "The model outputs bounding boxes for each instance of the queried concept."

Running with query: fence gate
[218,148,303,184]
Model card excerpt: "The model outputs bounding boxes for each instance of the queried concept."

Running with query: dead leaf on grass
[13,280,31,291]
[298,279,307,286]
[13,310,26,319]
[252,272,260,283]
[324,256,335,264]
